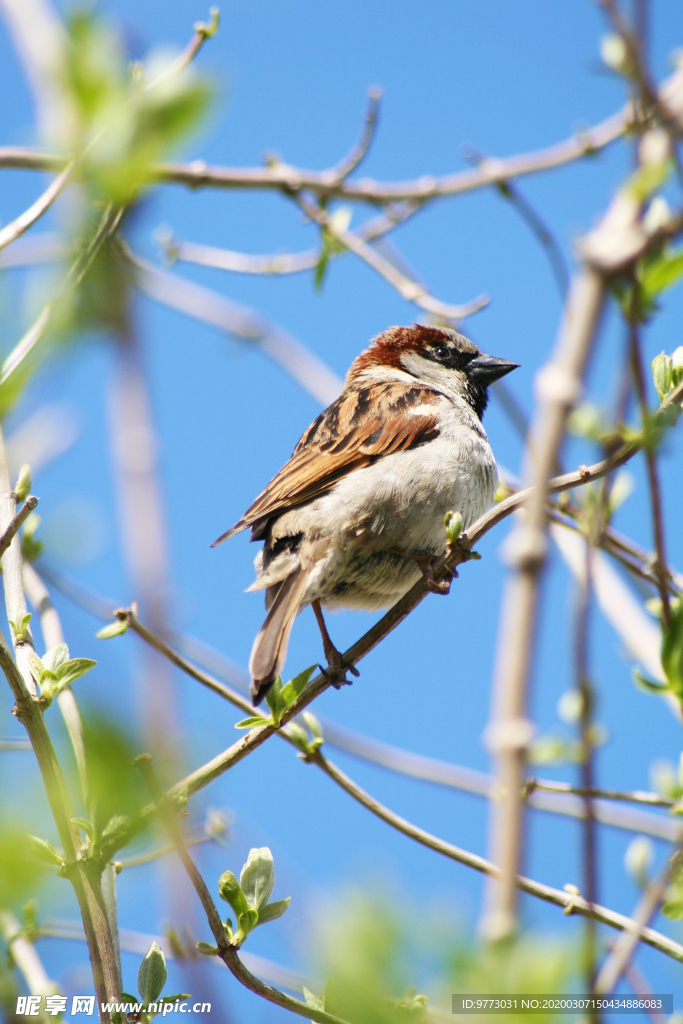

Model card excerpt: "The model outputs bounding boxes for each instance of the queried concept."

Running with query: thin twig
[326,87,382,182]
[124,246,343,407]
[0,204,122,390]
[594,849,683,993]
[117,832,217,870]
[628,319,671,627]
[0,495,37,561]
[103,605,683,842]
[145,7,219,89]
[0,736,31,749]
[526,778,675,808]
[0,160,73,253]
[135,753,353,1024]
[295,191,489,320]
[0,909,59,1010]
[306,751,683,964]
[461,145,569,299]
[38,918,309,994]
[576,540,598,997]
[1,70,661,199]
[161,199,421,277]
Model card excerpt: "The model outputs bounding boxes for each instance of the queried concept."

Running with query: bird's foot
[411,553,456,595]
[320,637,360,689]
[313,599,360,689]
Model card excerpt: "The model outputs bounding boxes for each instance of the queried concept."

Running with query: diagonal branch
[0,160,73,254]
[325,87,382,182]
[306,750,683,964]
[594,849,683,992]
[124,246,343,407]
[135,753,353,1024]
[295,192,489,320]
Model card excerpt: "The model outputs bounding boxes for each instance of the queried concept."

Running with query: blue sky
[1,0,683,1018]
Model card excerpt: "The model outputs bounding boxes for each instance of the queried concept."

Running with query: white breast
[304,397,497,552]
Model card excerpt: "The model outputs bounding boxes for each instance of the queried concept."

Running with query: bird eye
[432,345,450,361]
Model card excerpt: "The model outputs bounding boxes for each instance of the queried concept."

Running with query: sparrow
[214,324,518,705]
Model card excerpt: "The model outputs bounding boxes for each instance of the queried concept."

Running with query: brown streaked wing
[212,383,441,545]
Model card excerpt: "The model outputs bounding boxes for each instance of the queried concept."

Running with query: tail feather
[249,568,311,705]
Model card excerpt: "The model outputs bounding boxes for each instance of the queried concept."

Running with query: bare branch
[124,246,343,406]
[295,192,489,321]
[0,909,60,1007]
[307,751,683,964]
[0,495,37,561]
[462,145,569,299]
[160,199,422,277]
[145,7,219,89]
[0,160,73,253]
[594,849,683,993]
[11,63,683,204]
[39,918,309,994]
[136,752,353,1024]
[481,150,683,937]
[526,778,675,808]
[322,719,681,840]
[628,320,671,626]
[325,87,382,182]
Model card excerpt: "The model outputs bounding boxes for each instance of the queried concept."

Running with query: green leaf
[255,897,291,926]
[444,510,464,544]
[240,847,275,911]
[43,644,70,673]
[137,941,167,1004]
[196,942,218,956]
[280,665,317,709]
[661,602,683,696]
[13,464,32,503]
[26,835,63,866]
[661,899,683,921]
[234,716,270,730]
[27,651,46,686]
[55,658,97,689]
[314,245,330,292]
[633,668,670,696]
[302,711,324,742]
[158,995,191,1005]
[302,987,324,1011]
[217,870,249,918]
[264,676,286,724]
[71,817,94,841]
[9,612,32,642]
[237,908,259,936]
[97,618,129,640]
[639,245,683,298]
[652,352,674,403]
[286,722,310,752]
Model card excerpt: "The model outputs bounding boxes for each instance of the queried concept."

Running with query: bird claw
[320,641,360,689]
[417,558,456,596]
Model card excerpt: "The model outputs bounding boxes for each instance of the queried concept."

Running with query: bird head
[347,324,519,419]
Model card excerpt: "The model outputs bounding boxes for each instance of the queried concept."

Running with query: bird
[213,323,518,705]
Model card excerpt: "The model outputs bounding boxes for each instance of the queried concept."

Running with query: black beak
[468,353,520,385]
